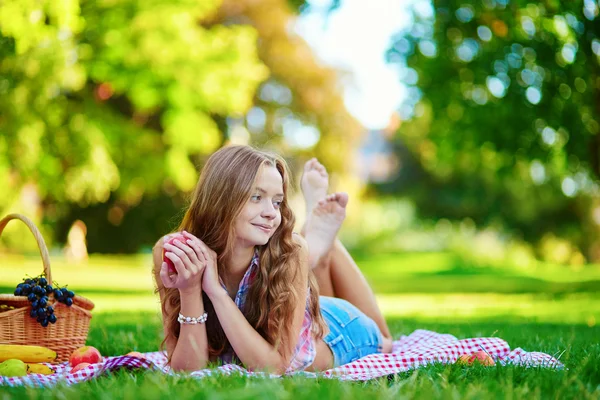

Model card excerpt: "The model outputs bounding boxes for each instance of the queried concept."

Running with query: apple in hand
[70,362,92,373]
[69,346,103,367]
[163,233,187,274]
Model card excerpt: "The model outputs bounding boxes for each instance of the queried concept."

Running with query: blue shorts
[319,296,383,367]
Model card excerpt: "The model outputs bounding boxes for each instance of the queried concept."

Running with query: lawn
[1,251,599,399]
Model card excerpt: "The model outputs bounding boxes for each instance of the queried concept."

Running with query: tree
[385,0,600,260]
[0,0,266,249]
[0,0,362,252]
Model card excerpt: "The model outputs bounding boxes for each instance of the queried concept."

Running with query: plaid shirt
[219,249,316,372]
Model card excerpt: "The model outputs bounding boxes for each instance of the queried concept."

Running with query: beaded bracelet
[178,312,208,325]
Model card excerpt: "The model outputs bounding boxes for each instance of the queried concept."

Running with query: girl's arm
[200,235,310,374]
[152,237,210,371]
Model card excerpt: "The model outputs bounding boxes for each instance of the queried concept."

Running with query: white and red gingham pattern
[0,329,564,387]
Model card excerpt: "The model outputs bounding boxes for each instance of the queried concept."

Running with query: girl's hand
[175,232,221,298]
[180,231,222,298]
[159,232,207,294]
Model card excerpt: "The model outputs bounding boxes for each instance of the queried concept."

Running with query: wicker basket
[0,214,95,363]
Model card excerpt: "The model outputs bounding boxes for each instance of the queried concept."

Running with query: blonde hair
[154,145,325,359]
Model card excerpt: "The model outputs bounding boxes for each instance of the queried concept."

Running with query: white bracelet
[178,312,208,325]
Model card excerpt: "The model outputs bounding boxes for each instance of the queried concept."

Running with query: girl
[152,145,392,373]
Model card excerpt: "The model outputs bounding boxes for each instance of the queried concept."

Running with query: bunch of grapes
[13,274,75,327]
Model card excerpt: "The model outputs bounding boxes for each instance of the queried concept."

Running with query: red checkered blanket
[0,329,564,387]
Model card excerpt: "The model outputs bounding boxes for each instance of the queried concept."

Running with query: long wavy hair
[154,145,325,361]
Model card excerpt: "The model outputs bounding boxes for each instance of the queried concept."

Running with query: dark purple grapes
[15,273,77,328]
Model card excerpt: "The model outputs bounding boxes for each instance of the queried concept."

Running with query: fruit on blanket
[0,359,28,377]
[0,344,57,363]
[69,346,103,367]
[26,363,55,375]
[456,350,495,366]
[70,362,92,373]
[125,351,147,359]
[163,233,186,273]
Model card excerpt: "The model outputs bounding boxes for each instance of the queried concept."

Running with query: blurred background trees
[1,0,599,263]
[384,0,600,262]
[0,0,359,252]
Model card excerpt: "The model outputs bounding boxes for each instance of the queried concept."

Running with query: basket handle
[0,213,52,284]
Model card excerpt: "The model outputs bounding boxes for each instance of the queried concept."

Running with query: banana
[0,344,57,363]
[26,363,55,375]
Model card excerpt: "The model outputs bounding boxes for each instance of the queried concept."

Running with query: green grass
[1,252,600,399]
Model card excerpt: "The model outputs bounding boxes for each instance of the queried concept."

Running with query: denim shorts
[319,296,382,367]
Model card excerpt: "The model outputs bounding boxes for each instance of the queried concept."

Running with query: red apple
[69,346,103,367]
[125,351,146,360]
[70,362,92,373]
[163,233,186,273]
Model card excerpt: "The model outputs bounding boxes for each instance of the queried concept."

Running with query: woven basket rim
[0,300,93,319]
[0,294,95,311]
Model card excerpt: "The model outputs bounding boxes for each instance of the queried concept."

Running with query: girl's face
[234,165,284,248]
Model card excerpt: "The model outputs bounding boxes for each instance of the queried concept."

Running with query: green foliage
[0,0,362,253]
[386,0,600,259]
[0,0,267,216]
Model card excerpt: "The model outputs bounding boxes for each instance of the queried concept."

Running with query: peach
[69,346,103,367]
[125,351,146,360]
[456,350,495,366]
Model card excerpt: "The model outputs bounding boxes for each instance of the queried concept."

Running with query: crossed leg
[301,159,393,351]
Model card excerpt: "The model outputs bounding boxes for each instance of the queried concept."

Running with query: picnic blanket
[0,329,564,387]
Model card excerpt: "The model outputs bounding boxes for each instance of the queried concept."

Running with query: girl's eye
[251,195,261,201]
[273,201,283,209]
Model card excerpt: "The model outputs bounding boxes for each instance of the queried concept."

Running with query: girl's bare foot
[304,192,348,268]
[301,158,329,218]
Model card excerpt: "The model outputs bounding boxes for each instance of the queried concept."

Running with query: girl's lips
[252,224,272,233]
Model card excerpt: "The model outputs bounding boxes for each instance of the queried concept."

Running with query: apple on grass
[69,346,103,368]
[163,233,186,273]
[456,350,495,366]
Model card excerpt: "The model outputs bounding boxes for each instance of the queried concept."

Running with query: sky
[295,0,428,130]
